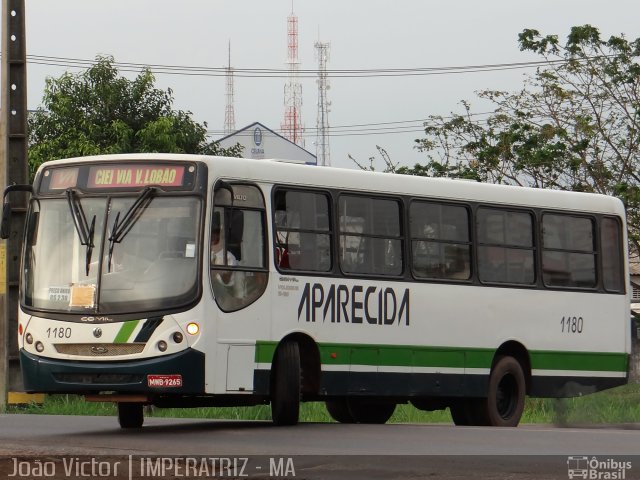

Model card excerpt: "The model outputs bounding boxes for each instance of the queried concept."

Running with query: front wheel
[118,402,144,429]
[270,341,301,426]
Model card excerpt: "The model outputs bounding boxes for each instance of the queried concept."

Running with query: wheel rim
[496,373,518,419]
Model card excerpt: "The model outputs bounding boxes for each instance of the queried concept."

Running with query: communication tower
[223,41,236,135]
[315,41,331,166]
[281,9,304,147]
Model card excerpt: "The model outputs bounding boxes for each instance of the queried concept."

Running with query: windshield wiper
[66,189,96,276]
[107,186,156,272]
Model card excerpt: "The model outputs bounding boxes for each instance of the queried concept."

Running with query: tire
[271,341,301,426]
[484,356,526,427]
[449,400,471,426]
[450,357,525,427]
[326,398,356,423]
[467,398,491,426]
[347,398,396,424]
[118,402,144,429]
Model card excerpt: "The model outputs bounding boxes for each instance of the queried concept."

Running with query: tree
[28,56,241,179]
[408,26,640,252]
[349,146,401,173]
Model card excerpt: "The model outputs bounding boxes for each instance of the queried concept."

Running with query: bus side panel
[268,275,629,400]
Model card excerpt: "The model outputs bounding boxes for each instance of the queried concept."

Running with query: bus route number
[561,316,583,334]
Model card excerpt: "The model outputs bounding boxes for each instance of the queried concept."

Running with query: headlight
[186,323,200,335]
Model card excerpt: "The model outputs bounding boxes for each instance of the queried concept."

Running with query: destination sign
[87,165,185,188]
[40,162,199,194]
[49,167,80,190]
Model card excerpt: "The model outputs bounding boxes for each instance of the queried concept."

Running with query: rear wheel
[118,402,144,429]
[325,398,356,423]
[485,356,526,427]
[450,356,526,427]
[271,341,301,426]
[449,400,471,426]
[347,398,396,424]
[326,397,395,424]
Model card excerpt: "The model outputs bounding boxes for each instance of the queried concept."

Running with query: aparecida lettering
[297,282,409,326]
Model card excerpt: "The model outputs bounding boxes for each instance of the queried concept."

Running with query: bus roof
[41,153,626,216]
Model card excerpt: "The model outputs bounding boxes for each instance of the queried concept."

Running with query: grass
[7,383,640,425]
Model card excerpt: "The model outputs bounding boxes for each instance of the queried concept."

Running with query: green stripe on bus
[319,343,492,369]
[255,340,627,373]
[530,351,628,372]
[255,341,278,363]
[114,320,140,343]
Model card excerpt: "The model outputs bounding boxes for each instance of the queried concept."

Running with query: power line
[26,54,573,79]
[205,111,496,137]
[207,106,605,138]
[29,53,617,139]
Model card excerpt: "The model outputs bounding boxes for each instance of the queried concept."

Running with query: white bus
[2,153,630,428]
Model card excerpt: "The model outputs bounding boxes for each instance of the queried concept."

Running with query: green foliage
[404,25,640,253]
[28,56,242,180]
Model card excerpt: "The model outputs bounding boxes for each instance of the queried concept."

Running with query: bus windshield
[23,194,201,316]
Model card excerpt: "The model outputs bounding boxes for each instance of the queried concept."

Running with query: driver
[211,221,237,285]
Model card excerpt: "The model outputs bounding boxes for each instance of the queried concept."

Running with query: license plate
[147,374,183,388]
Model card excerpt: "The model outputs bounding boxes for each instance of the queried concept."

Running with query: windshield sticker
[48,286,71,302]
[185,242,196,258]
[69,284,96,308]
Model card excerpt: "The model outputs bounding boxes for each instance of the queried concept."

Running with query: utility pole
[0,0,28,409]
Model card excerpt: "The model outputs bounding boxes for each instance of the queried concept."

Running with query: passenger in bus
[446,248,471,280]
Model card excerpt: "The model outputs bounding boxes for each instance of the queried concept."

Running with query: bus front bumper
[19,348,205,394]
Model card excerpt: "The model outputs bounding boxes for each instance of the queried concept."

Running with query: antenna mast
[315,40,330,166]
[223,41,236,134]
[281,7,304,147]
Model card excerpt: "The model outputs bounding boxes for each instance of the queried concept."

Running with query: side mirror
[1,184,34,239]
[0,202,11,239]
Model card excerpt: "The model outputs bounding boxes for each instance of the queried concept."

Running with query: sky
[22,0,640,170]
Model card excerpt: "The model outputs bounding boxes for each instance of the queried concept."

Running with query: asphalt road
[0,415,638,479]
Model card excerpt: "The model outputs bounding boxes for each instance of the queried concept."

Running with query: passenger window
[477,208,535,285]
[542,214,596,288]
[410,202,471,280]
[273,189,331,272]
[211,184,268,311]
[338,195,402,276]
[601,217,624,293]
